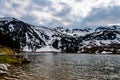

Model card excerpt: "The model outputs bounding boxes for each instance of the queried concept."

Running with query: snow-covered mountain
[0,17,48,51]
[0,17,120,53]
[80,26,120,54]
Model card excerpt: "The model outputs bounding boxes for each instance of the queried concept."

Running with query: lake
[5,53,120,80]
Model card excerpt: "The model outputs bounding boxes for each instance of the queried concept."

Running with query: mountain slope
[0,17,48,51]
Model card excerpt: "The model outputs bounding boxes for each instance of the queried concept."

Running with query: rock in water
[0,64,8,75]
[21,57,31,63]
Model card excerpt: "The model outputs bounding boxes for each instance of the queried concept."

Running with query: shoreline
[15,51,120,55]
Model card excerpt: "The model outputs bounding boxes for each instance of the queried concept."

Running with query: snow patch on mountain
[36,46,60,52]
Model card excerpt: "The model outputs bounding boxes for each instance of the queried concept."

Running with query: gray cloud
[81,6,120,26]
[45,19,65,28]
[20,15,37,25]
[53,3,71,17]
[33,0,52,6]
[75,0,82,2]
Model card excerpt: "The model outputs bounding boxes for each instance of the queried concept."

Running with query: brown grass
[0,47,14,55]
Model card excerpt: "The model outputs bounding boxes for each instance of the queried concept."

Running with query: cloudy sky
[0,0,120,28]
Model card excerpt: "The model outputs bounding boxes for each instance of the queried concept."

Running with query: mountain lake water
[1,53,120,80]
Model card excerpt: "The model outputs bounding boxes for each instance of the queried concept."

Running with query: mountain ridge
[0,17,120,54]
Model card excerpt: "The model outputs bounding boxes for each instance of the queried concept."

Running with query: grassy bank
[0,46,19,64]
[0,56,19,64]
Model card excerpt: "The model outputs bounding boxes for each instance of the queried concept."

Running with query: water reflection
[7,53,120,80]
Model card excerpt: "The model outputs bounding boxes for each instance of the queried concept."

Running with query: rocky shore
[0,55,31,80]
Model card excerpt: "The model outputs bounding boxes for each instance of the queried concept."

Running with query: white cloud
[0,0,120,28]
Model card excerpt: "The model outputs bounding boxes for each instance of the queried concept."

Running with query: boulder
[0,64,8,75]
[21,57,31,64]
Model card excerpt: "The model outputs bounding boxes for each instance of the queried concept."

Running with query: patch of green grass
[0,56,19,64]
